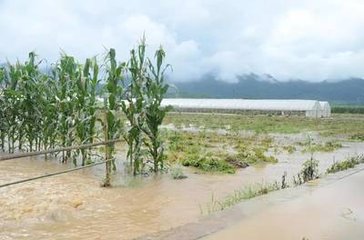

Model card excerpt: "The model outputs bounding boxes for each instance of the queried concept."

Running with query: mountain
[167,74,364,104]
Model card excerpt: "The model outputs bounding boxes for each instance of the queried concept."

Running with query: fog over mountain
[168,74,364,104]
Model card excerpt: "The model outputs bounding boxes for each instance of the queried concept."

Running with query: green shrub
[283,145,296,154]
[235,146,278,164]
[350,134,364,141]
[170,165,187,179]
[301,157,319,182]
[182,153,236,174]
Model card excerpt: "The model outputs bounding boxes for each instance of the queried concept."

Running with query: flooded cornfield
[1,121,364,239]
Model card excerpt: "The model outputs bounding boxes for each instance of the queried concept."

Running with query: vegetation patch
[298,140,342,153]
[169,165,187,179]
[331,105,364,114]
[292,157,320,186]
[182,153,236,174]
[163,113,364,139]
[326,155,364,174]
[282,145,296,154]
[234,145,278,164]
[350,134,364,141]
[164,130,277,173]
[200,156,321,215]
[201,181,281,214]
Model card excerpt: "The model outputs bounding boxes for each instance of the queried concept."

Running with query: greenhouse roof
[161,99,321,111]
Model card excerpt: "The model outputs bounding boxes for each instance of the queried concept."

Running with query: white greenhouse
[319,101,331,117]
[161,99,329,118]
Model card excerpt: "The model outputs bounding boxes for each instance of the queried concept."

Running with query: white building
[161,99,326,118]
[319,101,331,117]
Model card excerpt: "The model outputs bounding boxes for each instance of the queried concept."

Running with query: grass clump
[170,165,187,179]
[235,145,278,164]
[283,145,296,154]
[182,153,236,174]
[350,134,364,141]
[299,140,342,153]
[293,157,319,185]
[326,155,364,174]
[201,181,281,214]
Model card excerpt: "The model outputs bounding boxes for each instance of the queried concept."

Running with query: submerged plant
[102,48,125,186]
[326,155,364,174]
[170,164,187,179]
[201,181,281,215]
[142,46,171,172]
[122,40,148,175]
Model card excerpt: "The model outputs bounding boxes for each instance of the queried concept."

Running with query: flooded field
[1,114,364,240]
[1,139,364,239]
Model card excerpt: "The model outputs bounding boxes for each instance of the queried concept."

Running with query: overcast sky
[0,0,364,82]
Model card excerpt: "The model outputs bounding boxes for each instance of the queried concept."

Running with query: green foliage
[201,181,281,214]
[293,157,319,185]
[283,145,296,154]
[235,145,278,164]
[326,155,364,174]
[170,165,187,179]
[301,157,319,182]
[143,46,172,172]
[350,134,364,141]
[182,153,236,174]
[332,105,364,114]
[0,37,171,185]
[163,113,364,138]
[299,140,342,153]
[120,38,170,175]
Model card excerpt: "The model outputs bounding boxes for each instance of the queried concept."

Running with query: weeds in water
[283,145,296,154]
[182,153,236,174]
[350,133,364,141]
[201,181,281,215]
[298,140,342,153]
[170,165,187,179]
[326,155,364,174]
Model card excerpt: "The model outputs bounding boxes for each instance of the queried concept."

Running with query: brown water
[203,169,364,240]
[0,139,363,240]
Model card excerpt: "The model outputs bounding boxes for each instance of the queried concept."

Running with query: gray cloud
[0,0,364,81]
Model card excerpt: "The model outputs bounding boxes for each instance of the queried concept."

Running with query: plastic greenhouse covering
[161,99,330,118]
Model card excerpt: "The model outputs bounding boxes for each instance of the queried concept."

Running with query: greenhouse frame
[319,101,331,117]
[162,99,330,118]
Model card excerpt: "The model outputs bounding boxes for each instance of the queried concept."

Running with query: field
[1,112,364,239]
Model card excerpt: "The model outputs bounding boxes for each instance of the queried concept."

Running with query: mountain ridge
[167,74,364,104]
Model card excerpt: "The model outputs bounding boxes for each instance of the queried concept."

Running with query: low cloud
[1,0,364,81]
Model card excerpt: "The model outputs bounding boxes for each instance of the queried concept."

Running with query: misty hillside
[168,74,364,104]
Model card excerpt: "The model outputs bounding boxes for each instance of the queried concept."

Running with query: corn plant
[102,48,125,186]
[0,37,171,185]
[122,40,148,175]
[54,55,79,162]
[74,58,99,166]
[142,46,171,172]
[0,66,5,151]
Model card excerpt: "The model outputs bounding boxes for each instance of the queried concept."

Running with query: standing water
[1,140,363,239]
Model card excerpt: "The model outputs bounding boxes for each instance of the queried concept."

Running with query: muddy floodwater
[203,168,364,240]
[1,135,364,240]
